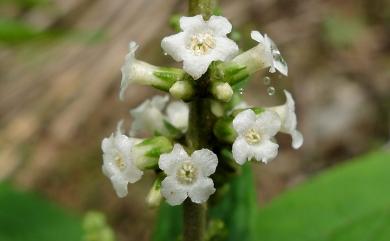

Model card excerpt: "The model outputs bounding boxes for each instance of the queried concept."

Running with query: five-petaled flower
[162,15,239,80]
[267,90,303,149]
[159,144,218,205]
[232,109,281,165]
[101,123,143,198]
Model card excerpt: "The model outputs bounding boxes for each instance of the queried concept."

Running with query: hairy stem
[183,1,217,241]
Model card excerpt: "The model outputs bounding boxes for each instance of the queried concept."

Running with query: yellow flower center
[190,32,216,55]
[115,155,127,171]
[245,128,261,145]
[176,161,198,185]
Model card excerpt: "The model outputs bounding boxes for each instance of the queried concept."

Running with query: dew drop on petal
[268,37,288,76]
[263,76,271,85]
[267,86,276,96]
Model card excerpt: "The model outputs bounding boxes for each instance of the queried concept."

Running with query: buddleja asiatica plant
[100,1,302,240]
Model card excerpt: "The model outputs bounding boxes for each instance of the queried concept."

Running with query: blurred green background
[0,0,389,241]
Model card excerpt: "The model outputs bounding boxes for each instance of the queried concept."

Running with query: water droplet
[263,76,271,85]
[268,36,288,76]
[239,88,244,95]
[267,86,275,96]
[164,52,168,56]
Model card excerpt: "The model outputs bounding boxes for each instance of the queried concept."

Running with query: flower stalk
[184,1,217,241]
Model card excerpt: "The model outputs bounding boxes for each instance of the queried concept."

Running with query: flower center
[176,161,198,185]
[115,155,127,171]
[189,32,216,55]
[245,128,261,145]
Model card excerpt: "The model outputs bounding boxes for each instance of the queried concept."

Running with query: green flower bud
[169,79,195,101]
[146,175,163,208]
[210,82,233,102]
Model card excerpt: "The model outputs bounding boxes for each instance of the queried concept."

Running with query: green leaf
[256,150,390,241]
[152,203,182,241]
[0,182,82,241]
[210,164,258,241]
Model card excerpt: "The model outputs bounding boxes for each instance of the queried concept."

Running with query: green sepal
[211,62,249,86]
[153,67,186,91]
[163,120,183,139]
[169,14,181,32]
[134,136,173,170]
[213,117,236,144]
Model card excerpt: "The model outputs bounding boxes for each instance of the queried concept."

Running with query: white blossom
[232,109,281,164]
[101,123,143,198]
[158,144,218,205]
[267,90,303,149]
[130,95,189,136]
[232,31,288,76]
[250,31,288,76]
[120,42,170,100]
[161,15,238,80]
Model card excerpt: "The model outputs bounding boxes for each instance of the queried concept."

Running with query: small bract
[158,144,218,205]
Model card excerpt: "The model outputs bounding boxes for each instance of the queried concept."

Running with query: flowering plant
[100,1,302,240]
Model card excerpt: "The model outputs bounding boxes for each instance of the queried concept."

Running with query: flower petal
[188,178,215,204]
[232,136,250,165]
[166,101,189,131]
[251,140,279,163]
[158,144,189,175]
[250,30,264,43]
[110,175,128,198]
[211,37,239,61]
[180,15,204,31]
[161,32,187,62]
[255,110,281,137]
[120,42,138,100]
[182,55,213,80]
[150,95,169,111]
[191,149,218,177]
[291,130,303,149]
[161,176,188,205]
[233,109,256,135]
[123,162,143,183]
[207,16,232,36]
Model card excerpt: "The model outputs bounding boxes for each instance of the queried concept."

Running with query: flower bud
[146,176,163,208]
[169,80,195,101]
[211,82,233,102]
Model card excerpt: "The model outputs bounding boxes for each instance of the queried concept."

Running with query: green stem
[183,1,218,241]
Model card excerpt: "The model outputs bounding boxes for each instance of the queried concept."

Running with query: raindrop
[268,36,288,76]
[267,86,276,96]
[239,88,244,95]
[263,76,271,85]
[164,52,168,56]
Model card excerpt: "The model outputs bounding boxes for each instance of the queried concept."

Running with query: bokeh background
[1,0,389,241]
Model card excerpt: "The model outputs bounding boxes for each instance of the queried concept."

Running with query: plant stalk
[183,1,217,241]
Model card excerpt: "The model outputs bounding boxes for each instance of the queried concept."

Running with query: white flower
[130,95,189,135]
[159,144,218,205]
[130,95,169,136]
[267,90,303,149]
[232,109,281,164]
[250,31,288,76]
[232,31,288,76]
[120,42,171,100]
[161,15,239,80]
[101,124,143,198]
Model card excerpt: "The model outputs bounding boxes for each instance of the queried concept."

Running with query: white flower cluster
[102,14,303,206]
